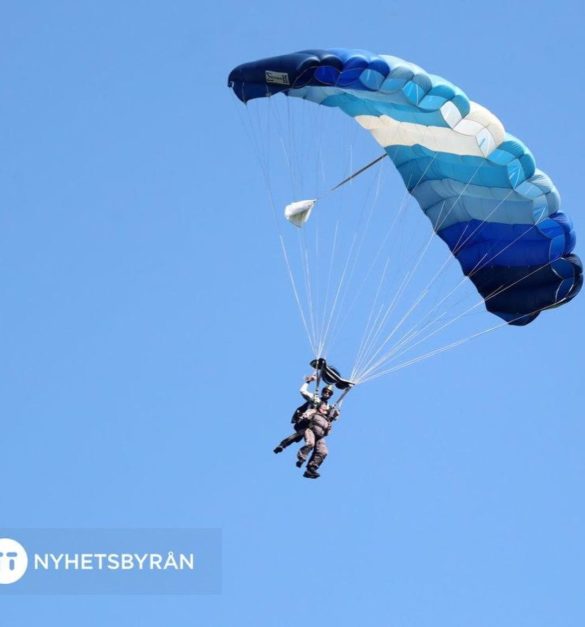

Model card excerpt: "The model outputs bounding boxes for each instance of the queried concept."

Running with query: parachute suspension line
[302,103,328,355]
[311,102,378,360]
[279,235,318,356]
[356,252,559,384]
[323,157,387,355]
[259,95,326,356]
[357,310,491,383]
[315,105,329,198]
[346,138,438,369]
[356,264,483,382]
[385,187,513,333]
[286,97,299,196]
[351,258,392,374]
[377,186,521,368]
[353,286,432,380]
[239,99,299,258]
[267,94,309,198]
[354,228,476,381]
[312,114,334,358]
[312,106,339,358]
[402,185,518,341]
[318,229,361,358]
[385,256,488,359]
[359,281,561,384]
[348,168,417,378]
[379,160,486,318]
[352,158,490,381]
[358,320,510,383]
[282,96,301,199]
[350,147,447,378]
[313,225,321,354]
[315,221,340,358]
[273,97,394,367]
[350,176,424,378]
[357,199,482,375]
[276,97,357,361]
[321,152,386,356]
[257,102,317,353]
[234,100,273,202]
[272,98,300,202]
[235,97,314,363]
[299,232,318,352]
[338,167,410,341]
[297,110,333,360]
[350,258,418,380]
[308,121,375,354]
[383,188,519,360]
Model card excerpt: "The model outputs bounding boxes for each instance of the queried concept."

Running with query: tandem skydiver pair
[274,359,353,479]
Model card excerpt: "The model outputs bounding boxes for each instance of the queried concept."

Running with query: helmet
[321,385,334,397]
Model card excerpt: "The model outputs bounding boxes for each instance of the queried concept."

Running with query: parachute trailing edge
[228,49,582,325]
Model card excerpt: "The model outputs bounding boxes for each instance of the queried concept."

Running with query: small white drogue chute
[284,199,316,227]
[282,154,387,228]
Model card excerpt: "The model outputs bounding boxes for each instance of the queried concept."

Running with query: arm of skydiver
[300,375,317,402]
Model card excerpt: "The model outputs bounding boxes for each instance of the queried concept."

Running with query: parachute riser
[314,367,321,399]
[334,386,352,410]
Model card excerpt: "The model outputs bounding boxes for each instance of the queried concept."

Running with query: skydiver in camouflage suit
[273,374,340,479]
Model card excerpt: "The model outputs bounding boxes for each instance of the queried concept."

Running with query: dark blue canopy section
[228,49,406,104]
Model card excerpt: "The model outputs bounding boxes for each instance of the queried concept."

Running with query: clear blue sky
[1,0,584,624]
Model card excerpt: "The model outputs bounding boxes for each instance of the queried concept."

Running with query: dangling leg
[273,430,303,454]
[296,429,315,468]
[304,438,328,479]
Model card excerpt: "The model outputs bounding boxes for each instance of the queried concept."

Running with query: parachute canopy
[228,49,582,325]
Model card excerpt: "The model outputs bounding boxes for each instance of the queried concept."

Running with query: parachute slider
[310,358,355,390]
[284,199,316,227]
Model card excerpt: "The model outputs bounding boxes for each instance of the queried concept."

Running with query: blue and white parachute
[229,49,582,327]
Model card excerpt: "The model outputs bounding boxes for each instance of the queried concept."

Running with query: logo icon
[265,70,290,86]
[0,538,29,584]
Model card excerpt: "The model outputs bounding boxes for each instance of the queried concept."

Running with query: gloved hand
[305,374,317,383]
